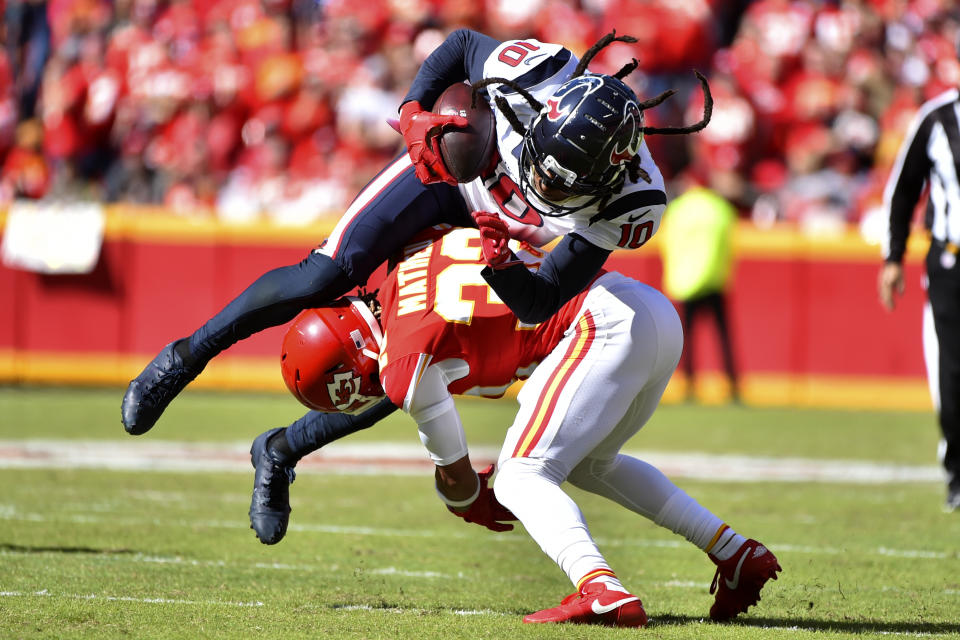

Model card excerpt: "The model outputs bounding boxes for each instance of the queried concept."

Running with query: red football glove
[447,464,517,532]
[399,100,467,186]
[471,211,522,269]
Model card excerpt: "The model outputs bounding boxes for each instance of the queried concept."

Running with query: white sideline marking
[0,589,262,607]
[0,509,955,564]
[0,439,944,484]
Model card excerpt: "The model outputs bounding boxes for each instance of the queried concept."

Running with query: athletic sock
[577,568,625,593]
[706,524,748,561]
[173,337,200,369]
[266,428,298,465]
[655,489,745,560]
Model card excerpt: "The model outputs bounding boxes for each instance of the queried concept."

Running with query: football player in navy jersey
[121,29,712,439]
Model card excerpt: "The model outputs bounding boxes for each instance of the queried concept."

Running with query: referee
[878,86,960,512]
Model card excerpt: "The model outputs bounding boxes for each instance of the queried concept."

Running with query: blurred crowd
[0,0,958,228]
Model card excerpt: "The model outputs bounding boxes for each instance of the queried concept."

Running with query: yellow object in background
[660,185,736,301]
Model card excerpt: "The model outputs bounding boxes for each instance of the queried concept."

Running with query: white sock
[494,458,622,592]
[587,574,626,592]
[566,455,748,561]
[655,489,726,547]
[708,526,748,561]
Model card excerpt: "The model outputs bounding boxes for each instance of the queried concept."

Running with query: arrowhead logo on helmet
[281,297,385,414]
[328,371,365,411]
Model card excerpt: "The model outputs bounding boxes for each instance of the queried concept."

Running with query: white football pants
[494,273,726,590]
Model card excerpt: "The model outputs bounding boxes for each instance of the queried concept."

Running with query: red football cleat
[523,582,648,627]
[709,538,781,621]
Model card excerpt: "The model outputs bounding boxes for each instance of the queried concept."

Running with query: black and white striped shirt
[883,88,960,263]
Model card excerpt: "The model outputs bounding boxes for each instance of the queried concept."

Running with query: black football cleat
[249,428,296,545]
[945,483,960,513]
[121,339,202,435]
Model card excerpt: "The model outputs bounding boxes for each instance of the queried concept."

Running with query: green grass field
[1,387,959,639]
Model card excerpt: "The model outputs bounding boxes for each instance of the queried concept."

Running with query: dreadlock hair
[571,30,639,78]
[469,30,714,202]
[470,77,542,134]
[356,288,381,322]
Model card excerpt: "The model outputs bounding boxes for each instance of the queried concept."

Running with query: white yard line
[0,510,954,563]
[0,439,945,484]
[0,589,262,607]
[1,555,956,636]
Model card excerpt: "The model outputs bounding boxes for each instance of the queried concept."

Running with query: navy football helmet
[519,74,644,216]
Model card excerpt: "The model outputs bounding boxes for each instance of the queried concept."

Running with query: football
[432,82,497,183]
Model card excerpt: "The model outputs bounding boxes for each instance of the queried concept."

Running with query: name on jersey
[396,242,434,316]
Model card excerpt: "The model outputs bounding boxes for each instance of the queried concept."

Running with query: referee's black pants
[927,242,960,488]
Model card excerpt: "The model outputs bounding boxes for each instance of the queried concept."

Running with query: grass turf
[0,386,957,639]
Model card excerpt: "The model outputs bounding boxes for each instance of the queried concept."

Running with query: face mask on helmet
[519,75,644,217]
[280,297,385,414]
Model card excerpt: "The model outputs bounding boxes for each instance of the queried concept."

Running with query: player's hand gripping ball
[399,99,467,186]
[432,82,498,183]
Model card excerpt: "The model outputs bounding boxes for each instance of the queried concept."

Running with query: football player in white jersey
[249,227,780,627]
[121,29,712,439]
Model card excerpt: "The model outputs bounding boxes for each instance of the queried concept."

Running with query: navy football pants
[187,155,472,362]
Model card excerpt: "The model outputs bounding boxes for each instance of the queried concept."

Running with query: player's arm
[401,29,501,109]
[390,361,515,531]
[480,233,611,325]
[397,29,500,185]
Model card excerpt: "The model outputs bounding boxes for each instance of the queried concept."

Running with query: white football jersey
[458,38,667,252]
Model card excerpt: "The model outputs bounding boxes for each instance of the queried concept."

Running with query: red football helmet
[280,297,385,413]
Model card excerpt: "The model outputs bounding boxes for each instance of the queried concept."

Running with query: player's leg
[122,155,471,435]
[249,398,399,544]
[492,276,677,626]
[500,277,684,578]
[562,286,778,621]
[494,457,647,627]
[568,419,781,621]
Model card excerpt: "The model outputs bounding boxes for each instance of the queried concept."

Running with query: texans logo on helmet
[608,102,642,165]
[544,76,604,122]
[545,98,565,122]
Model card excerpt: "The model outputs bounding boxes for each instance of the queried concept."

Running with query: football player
[249,227,780,627]
[121,29,712,437]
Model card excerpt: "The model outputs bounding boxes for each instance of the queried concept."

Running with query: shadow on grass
[327,604,960,636]
[651,614,960,636]
[0,542,135,555]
